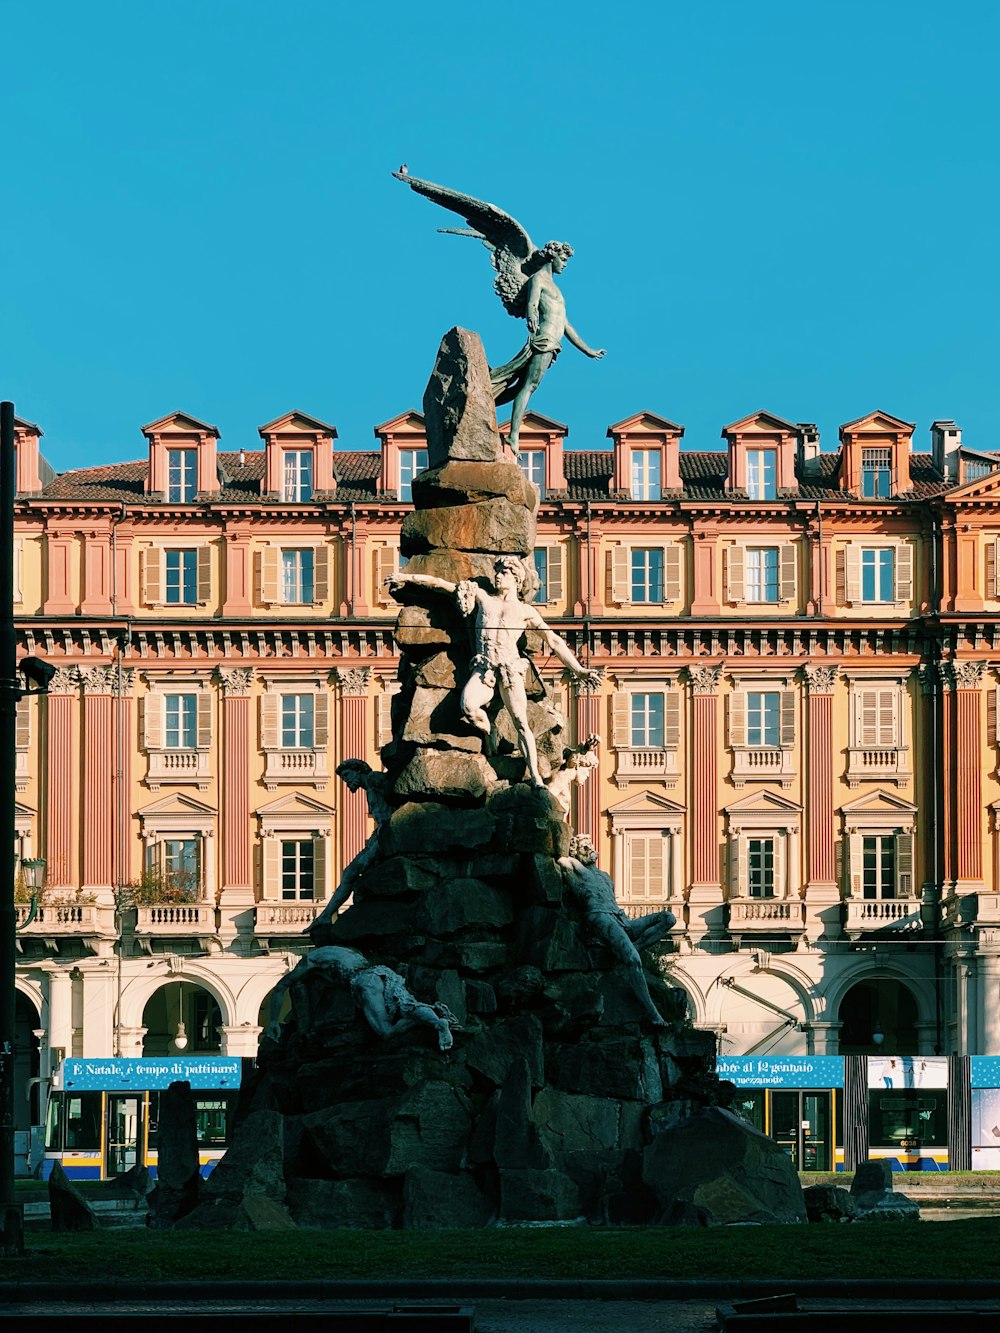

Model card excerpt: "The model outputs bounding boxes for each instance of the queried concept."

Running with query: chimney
[796,423,821,478]
[931,420,961,482]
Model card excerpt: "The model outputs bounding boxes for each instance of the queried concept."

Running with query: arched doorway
[142,982,223,1056]
[14,991,40,1130]
[838,978,918,1054]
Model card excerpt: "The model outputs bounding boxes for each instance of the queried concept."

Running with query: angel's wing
[393,171,535,317]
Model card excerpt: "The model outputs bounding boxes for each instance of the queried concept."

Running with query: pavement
[5,1283,1000,1330]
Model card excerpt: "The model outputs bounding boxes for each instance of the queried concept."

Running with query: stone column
[336,667,371,868]
[804,664,839,937]
[45,668,78,887]
[954,661,985,886]
[80,969,115,1056]
[218,1024,262,1057]
[688,664,722,932]
[45,969,73,1060]
[978,956,1000,1056]
[79,666,117,902]
[573,672,602,844]
[218,668,255,905]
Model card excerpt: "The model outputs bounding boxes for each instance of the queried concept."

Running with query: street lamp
[15,859,45,932]
[871,1019,885,1048]
[1,401,54,1255]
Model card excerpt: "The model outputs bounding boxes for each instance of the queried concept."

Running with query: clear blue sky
[4,1,998,471]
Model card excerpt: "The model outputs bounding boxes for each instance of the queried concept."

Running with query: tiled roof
[23,445,952,506]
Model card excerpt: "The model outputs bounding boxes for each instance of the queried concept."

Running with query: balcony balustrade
[254,901,323,938]
[147,749,211,791]
[263,749,329,790]
[732,747,795,789]
[845,897,921,937]
[134,902,218,938]
[846,745,910,788]
[613,747,678,788]
[728,897,805,933]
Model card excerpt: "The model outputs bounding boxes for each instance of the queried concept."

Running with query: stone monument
[177,181,805,1230]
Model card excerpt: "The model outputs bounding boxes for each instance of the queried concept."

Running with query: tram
[41,1056,246,1180]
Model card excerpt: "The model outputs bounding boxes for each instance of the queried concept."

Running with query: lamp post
[1,403,53,1255]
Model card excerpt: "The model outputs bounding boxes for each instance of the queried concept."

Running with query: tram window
[45,1094,65,1151]
[147,1092,160,1148]
[195,1098,231,1147]
[64,1093,101,1151]
[871,1092,947,1147]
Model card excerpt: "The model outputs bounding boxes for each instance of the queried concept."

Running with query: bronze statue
[392,170,606,449]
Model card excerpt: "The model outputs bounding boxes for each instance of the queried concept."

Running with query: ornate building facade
[11,404,1000,1129]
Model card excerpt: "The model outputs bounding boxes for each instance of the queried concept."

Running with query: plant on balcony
[119,867,200,908]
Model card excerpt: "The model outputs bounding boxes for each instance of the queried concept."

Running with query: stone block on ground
[643,1106,807,1226]
[803,1183,857,1222]
[48,1161,98,1232]
[499,1168,581,1222]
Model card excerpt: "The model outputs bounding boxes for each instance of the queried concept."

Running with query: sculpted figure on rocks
[558,835,675,1027]
[392,170,605,448]
[308,760,391,938]
[266,945,460,1051]
[546,733,600,817]
[387,556,601,787]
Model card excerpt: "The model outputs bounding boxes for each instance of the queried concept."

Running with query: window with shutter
[15,697,30,750]
[626,833,664,902]
[375,546,400,605]
[533,544,564,604]
[664,545,682,602]
[312,836,328,902]
[260,695,279,750]
[141,694,164,750]
[844,546,861,605]
[196,546,212,603]
[259,548,279,605]
[780,692,795,748]
[895,832,914,897]
[610,546,630,603]
[893,542,913,603]
[262,837,281,898]
[314,693,329,749]
[989,687,999,747]
[144,547,163,605]
[196,692,212,749]
[779,544,797,603]
[611,692,630,747]
[664,693,680,749]
[729,692,747,746]
[857,688,898,748]
[313,546,330,603]
[987,540,999,601]
[726,546,745,603]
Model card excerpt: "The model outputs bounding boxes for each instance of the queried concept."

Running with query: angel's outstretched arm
[564,321,606,360]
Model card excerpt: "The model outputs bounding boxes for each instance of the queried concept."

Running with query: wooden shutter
[263,838,281,900]
[988,541,998,600]
[629,834,663,903]
[196,546,212,603]
[610,546,630,603]
[144,547,162,605]
[989,687,999,747]
[729,836,747,896]
[896,831,914,897]
[878,688,897,746]
[313,546,330,603]
[196,692,212,749]
[260,694,279,750]
[727,546,745,604]
[260,548,279,604]
[664,692,680,749]
[611,692,630,747]
[376,690,396,748]
[314,692,330,749]
[312,836,327,903]
[771,835,785,899]
[780,691,795,748]
[729,691,746,746]
[845,546,861,604]
[546,544,564,604]
[849,832,864,896]
[375,546,399,605]
[664,545,681,602]
[13,538,22,604]
[779,543,797,603]
[15,697,29,749]
[894,542,913,603]
[836,549,847,605]
[141,693,163,749]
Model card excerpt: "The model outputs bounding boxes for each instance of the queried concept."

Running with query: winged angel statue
[393,171,605,448]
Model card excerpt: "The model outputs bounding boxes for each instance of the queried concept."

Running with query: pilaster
[79,666,117,900]
[688,664,723,933]
[336,667,371,865]
[804,664,839,937]
[218,668,255,909]
[222,525,253,616]
[689,526,720,615]
[45,668,78,887]
[954,661,985,887]
[573,674,602,843]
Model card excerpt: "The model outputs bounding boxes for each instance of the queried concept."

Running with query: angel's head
[531,240,574,274]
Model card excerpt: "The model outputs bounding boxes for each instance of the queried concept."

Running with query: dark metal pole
[0,400,23,1253]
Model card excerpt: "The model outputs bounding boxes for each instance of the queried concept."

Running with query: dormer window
[746,450,776,501]
[283,450,313,502]
[630,449,661,501]
[399,447,427,502]
[861,448,892,499]
[518,450,545,497]
[167,449,197,502]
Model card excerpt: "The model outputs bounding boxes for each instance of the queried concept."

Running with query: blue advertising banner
[971,1057,1000,1089]
[61,1057,241,1091]
[715,1056,845,1089]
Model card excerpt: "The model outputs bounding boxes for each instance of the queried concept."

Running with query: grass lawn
[4,1219,1000,1285]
